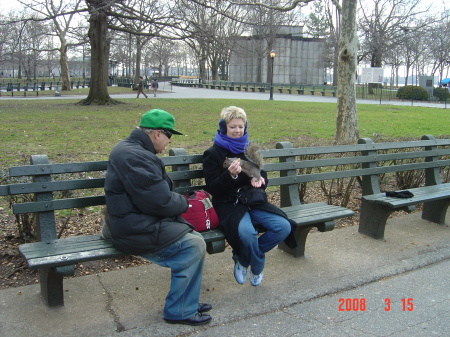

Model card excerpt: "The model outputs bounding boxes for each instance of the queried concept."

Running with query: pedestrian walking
[137,76,147,98]
[151,78,159,97]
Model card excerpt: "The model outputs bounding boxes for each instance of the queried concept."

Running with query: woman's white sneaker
[233,261,247,284]
[249,271,263,286]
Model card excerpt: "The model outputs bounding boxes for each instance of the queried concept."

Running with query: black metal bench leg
[422,199,450,224]
[358,200,392,240]
[206,240,225,254]
[277,225,313,257]
[40,268,64,307]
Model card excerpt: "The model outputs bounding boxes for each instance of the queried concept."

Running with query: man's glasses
[160,129,172,139]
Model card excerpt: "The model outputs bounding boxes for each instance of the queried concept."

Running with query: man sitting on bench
[104,109,212,326]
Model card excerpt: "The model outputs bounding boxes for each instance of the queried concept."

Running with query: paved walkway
[0,210,448,336]
[1,82,448,108]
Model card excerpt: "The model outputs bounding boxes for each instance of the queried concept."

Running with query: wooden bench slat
[8,178,105,194]
[282,204,354,225]
[13,195,106,213]
[9,161,108,177]
[167,169,205,180]
[19,235,115,258]
[363,183,450,208]
[25,247,123,269]
[264,149,450,171]
[267,159,450,186]
[261,139,450,158]
[0,185,9,196]
[20,230,226,269]
[173,185,207,195]
[161,154,203,166]
[261,144,365,157]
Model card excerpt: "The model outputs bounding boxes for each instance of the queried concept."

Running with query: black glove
[385,191,414,198]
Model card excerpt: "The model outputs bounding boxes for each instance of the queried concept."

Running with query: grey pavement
[0,209,449,337]
[1,81,449,109]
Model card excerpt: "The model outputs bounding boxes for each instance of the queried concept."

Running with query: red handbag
[181,190,219,231]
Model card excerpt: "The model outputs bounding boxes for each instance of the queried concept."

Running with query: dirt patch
[0,210,151,290]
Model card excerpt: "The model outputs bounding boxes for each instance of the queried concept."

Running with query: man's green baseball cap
[139,109,183,135]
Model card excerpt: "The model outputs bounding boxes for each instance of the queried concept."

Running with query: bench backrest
[264,136,449,204]
[2,135,449,241]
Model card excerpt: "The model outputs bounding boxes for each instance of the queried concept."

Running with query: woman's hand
[251,177,265,188]
[228,159,242,178]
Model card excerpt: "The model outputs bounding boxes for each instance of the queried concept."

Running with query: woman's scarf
[214,132,249,154]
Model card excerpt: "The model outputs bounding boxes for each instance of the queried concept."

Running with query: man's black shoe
[198,303,212,313]
[164,312,212,326]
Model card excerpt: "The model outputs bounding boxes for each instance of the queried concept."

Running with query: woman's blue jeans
[140,231,206,320]
[236,209,291,275]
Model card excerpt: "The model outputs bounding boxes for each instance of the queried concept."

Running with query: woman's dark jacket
[203,144,297,255]
[104,128,192,255]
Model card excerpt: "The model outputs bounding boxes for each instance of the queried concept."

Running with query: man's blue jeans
[140,231,206,320]
[236,209,291,275]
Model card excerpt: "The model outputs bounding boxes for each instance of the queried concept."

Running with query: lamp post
[269,50,276,100]
[446,60,450,109]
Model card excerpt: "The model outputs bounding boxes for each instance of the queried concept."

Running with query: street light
[269,50,276,100]
[445,60,450,109]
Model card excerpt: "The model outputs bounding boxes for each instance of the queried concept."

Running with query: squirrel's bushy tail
[244,143,264,169]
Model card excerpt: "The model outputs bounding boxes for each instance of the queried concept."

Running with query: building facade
[229,26,326,85]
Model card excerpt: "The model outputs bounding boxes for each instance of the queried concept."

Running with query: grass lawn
[0,97,449,169]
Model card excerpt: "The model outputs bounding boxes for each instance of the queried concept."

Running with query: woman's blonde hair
[220,106,247,123]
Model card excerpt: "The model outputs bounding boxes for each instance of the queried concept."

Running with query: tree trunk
[134,37,142,90]
[78,0,121,105]
[59,45,71,91]
[335,0,359,145]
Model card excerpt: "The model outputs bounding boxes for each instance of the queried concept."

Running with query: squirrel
[223,143,263,181]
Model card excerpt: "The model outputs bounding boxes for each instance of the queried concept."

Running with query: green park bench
[0,142,363,306]
[2,136,449,307]
[357,135,450,239]
[274,136,449,241]
[227,82,241,91]
[331,86,337,97]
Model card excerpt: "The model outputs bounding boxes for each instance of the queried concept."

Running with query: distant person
[136,76,147,98]
[151,78,159,97]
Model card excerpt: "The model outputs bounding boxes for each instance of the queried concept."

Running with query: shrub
[433,87,450,101]
[396,85,429,101]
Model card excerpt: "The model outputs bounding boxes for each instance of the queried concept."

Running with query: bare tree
[177,0,246,81]
[305,0,340,85]
[149,38,177,77]
[426,19,450,82]
[112,0,168,88]
[22,19,47,80]
[358,0,432,87]
[18,0,85,90]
